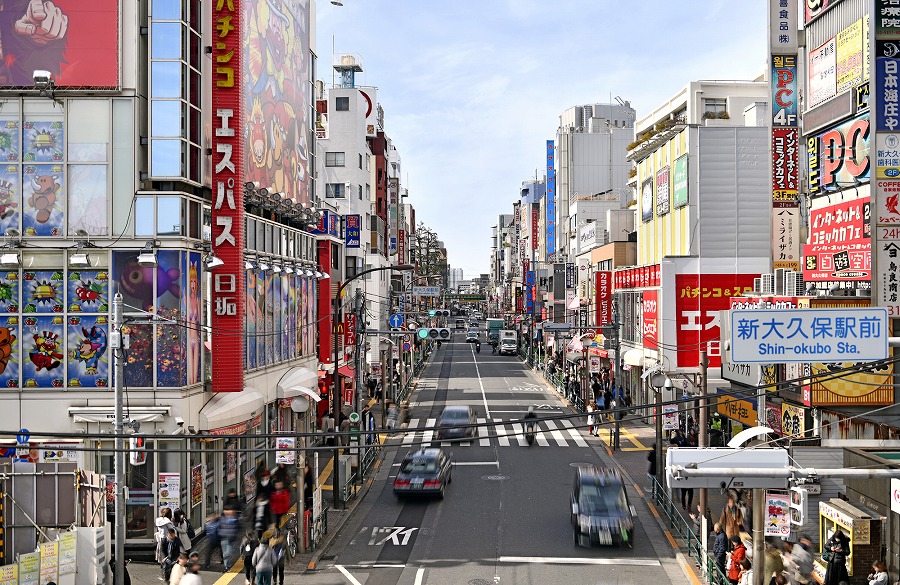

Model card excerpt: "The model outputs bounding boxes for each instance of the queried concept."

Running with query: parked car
[436,405,476,441]
[571,465,635,548]
[393,448,452,498]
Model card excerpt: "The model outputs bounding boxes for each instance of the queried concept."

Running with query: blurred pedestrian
[201,514,220,569]
[719,493,744,540]
[155,508,175,579]
[782,539,813,584]
[169,553,188,585]
[180,563,202,585]
[764,540,785,582]
[269,480,290,530]
[251,537,277,585]
[271,463,290,487]
[162,529,180,582]
[223,489,241,514]
[218,508,241,571]
[269,531,286,585]
[737,558,752,585]
[586,401,596,436]
[646,445,656,492]
[240,530,259,585]
[303,463,314,511]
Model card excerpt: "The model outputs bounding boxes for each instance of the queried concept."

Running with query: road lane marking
[424,417,435,445]
[515,423,529,446]
[402,418,419,444]
[535,425,549,446]
[335,565,363,585]
[497,556,661,566]
[543,419,567,446]
[452,461,499,466]
[558,419,588,447]
[414,567,425,585]
[477,417,490,446]
[470,344,492,418]
[496,418,510,446]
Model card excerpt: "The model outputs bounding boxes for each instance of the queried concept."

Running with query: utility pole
[112,292,125,585]
[612,292,622,450]
[698,350,709,574]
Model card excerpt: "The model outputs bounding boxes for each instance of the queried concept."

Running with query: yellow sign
[717,395,757,427]
[810,361,893,406]
[781,403,806,438]
[836,18,864,92]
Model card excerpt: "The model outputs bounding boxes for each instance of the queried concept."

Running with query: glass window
[151,62,182,99]
[151,22,182,59]
[245,218,255,249]
[135,198,155,237]
[151,139,182,176]
[326,183,344,198]
[358,153,362,169]
[151,100,182,138]
[69,165,109,235]
[704,98,726,114]
[358,185,363,200]
[325,152,345,167]
[335,97,349,111]
[152,0,181,19]
[157,196,182,236]
[68,101,110,162]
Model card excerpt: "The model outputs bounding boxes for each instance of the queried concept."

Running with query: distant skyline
[315,1,769,276]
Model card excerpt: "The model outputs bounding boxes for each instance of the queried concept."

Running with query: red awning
[338,365,355,378]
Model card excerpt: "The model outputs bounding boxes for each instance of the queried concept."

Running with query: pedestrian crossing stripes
[395,418,590,448]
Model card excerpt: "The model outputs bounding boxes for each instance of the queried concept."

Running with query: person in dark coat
[712,522,729,576]
[223,488,241,513]
[823,528,851,585]
[646,444,657,492]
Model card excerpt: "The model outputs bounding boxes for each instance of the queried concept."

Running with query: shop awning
[276,366,318,399]
[68,406,170,423]
[199,388,265,432]
[338,365,355,378]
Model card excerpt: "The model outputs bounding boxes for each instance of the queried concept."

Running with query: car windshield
[442,409,468,420]
[578,485,627,515]
[400,458,438,474]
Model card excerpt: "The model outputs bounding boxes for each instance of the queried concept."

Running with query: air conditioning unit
[774,268,785,295]
[784,270,804,297]
[760,273,774,295]
[753,277,762,294]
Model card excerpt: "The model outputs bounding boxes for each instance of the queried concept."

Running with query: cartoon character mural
[246,269,258,369]
[0,318,19,387]
[0,118,20,162]
[186,254,201,385]
[156,250,185,387]
[67,316,109,387]
[0,270,19,313]
[23,163,63,235]
[23,269,63,313]
[67,270,109,313]
[23,315,64,387]
[244,0,310,206]
[114,252,181,312]
[0,165,19,234]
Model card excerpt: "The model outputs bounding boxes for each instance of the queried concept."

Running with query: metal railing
[648,477,729,585]
[358,442,380,479]
[306,507,329,552]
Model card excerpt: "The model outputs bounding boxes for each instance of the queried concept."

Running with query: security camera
[720,481,728,492]
[175,416,185,426]
[33,70,52,87]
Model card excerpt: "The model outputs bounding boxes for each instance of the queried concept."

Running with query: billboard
[772,128,799,200]
[673,155,688,208]
[640,179,653,222]
[345,214,361,248]
[594,271,612,326]
[802,196,871,282]
[546,140,556,256]
[836,18,864,94]
[807,112,870,196]
[243,0,312,206]
[0,0,118,87]
[809,359,894,405]
[656,166,670,216]
[808,38,837,109]
[772,55,798,127]
[642,289,658,350]
[674,273,756,368]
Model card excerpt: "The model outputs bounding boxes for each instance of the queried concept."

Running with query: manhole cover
[469,580,495,585]
[482,474,508,481]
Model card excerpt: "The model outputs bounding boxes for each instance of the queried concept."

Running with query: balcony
[625,117,687,162]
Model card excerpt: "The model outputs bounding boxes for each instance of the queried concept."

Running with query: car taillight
[423,479,441,487]
[394,479,410,487]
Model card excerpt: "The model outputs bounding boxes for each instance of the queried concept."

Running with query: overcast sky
[315,1,769,278]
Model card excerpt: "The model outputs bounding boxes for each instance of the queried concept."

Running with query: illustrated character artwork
[71,325,107,374]
[27,173,59,223]
[886,193,899,216]
[186,262,200,385]
[118,259,181,311]
[0,0,69,86]
[29,329,62,371]
[0,327,16,375]
[0,178,18,220]
[75,279,102,304]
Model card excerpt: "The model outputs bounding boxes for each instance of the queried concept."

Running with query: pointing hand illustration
[15,0,68,45]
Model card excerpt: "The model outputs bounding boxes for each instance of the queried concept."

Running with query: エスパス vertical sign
[211,0,245,392]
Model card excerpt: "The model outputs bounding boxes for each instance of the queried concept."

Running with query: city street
[298,334,691,585]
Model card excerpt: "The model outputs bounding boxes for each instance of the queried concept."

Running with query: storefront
[812,499,880,582]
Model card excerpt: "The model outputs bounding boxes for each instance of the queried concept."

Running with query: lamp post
[332,263,414,508]
[650,374,673,494]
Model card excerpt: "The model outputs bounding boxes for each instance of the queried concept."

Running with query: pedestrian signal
[129,435,147,466]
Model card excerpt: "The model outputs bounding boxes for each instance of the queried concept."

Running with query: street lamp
[332,263,414,508]
[650,373,673,496]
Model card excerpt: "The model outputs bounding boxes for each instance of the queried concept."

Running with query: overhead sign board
[666,447,790,490]
[412,286,440,297]
[730,308,888,363]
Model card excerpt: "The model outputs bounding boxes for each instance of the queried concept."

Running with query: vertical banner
[398,229,406,264]
[546,140,556,257]
[211,0,245,392]
[531,205,539,250]
[764,491,791,537]
[344,313,357,348]
[345,214,361,248]
[642,289,659,350]
[770,58,800,270]
[594,271,612,326]
[524,271,535,314]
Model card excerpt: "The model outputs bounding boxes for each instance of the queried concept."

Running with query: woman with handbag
[823,529,851,585]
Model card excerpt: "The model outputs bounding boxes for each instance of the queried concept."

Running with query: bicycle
[281,512,298,559]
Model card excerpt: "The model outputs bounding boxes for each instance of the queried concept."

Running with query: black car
[570,465,635,547]
[436,405,476,440]
[393,448,452,498]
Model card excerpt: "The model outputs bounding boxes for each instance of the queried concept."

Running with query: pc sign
[730,308,888,363]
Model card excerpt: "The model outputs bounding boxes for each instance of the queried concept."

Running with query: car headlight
[578,515,590,532]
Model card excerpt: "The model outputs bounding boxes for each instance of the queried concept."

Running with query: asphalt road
[302,334,691,585]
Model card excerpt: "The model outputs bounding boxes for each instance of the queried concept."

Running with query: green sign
[673,155,689,209]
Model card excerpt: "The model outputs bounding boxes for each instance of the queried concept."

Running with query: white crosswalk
[395,418,591,448]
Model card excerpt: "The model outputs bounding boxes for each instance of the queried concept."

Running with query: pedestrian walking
[201,514,221,569]
[823,528,851,585]
[223,488,241,514]
[712,523,728,576]
[162,529,181,582]
[366,375,377,399]
[681,486,695,511]
[269,532,286,585]
[269,480,290,530]
[251,538,277,585]
[240,531,259,585]
[155,508,175,579]
[727,535,747,585]
[169,554,188,585]
[782,538,813,584]
[737,558,753,585]
[719,493,744,540]
[180,563,202,585]
[172,509,192,554]
[646,445,656,492]
[586,401,595,436]
[218,509,241,571]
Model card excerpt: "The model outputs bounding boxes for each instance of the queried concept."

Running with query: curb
[526,359,704,585]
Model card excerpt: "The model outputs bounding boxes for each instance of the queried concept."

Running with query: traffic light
[789,485,807,526]
[434,309,450,318]
[129,435,147,466]
[416,327,451,340]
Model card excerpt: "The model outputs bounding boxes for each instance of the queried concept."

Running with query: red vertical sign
[344,313,357,347]
[594,271,612,326]
[211,0,245,392]
[642,289,658,350]
[531,206,539,250]
[398,229,406,264]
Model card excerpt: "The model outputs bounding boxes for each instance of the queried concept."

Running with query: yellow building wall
[636,129,690,266]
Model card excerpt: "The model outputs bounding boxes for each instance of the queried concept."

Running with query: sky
[315,1,769,278]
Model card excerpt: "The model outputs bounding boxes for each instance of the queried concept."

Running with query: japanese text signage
[675,274,756,368]
[565,263,576,289]
[730,308,888,363]
[876,41,900,132]
[546,140,556,256]
[531,205,539,250]
[595,271,612,326]
[876,0,900,39]
[773,207,800,271]
[211,0,245,392]
[769,0,798,52]
[344,313,357,348]
[398,229,406,264]
[345,214,361,248]
[876,226,900,314]
[642,289,658,350]
[772,55,799,127]
[525,270,535,314]
[673,155,689,208]
[809,38,837,109]
[773,128,799,201]
[803,197,871,282]
[656,166,670,216]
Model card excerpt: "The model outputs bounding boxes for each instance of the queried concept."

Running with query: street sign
[389,314,404,328]
[666,447,790,489]
[403,343,411,351]
[412,286,440,297]
[542,322,572,332]
[730,308,889,363]
[16,429,29,444]
[402,334,411,344]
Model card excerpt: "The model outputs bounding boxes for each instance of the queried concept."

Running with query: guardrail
[649,477,729,585]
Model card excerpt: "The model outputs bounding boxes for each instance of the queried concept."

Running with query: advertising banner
[803,197,871,282]
[345,214,361,248]
[772,55,799,126]
[769,0,798,52]
[810,359,894,407]
[344,313,357,347]
[276,437,296,464]
[642,289,658,350]
[876,226,900,314]
[595,271,612,326]
[673,155,689,208]
[807,112,870,196]
[805,0,829,24]
[674,274,756,368]
[565,263,576,289]
[531,205,539,250]
[663,405,679,431]
[641,179,653,222]
[773,207,801,271]
[876,0,900,39]
[781,403,806,437]
[808,38,837,109]
[398,229,406,264]
[211,0,245,392]
[190,464,202,508]
[158,471,181,511]
[656,166,670,216]
[772,128,799,198]
[0,1,118,87]
[836,18,864,93]
[547,140,556,255]
[764,492,791,537]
